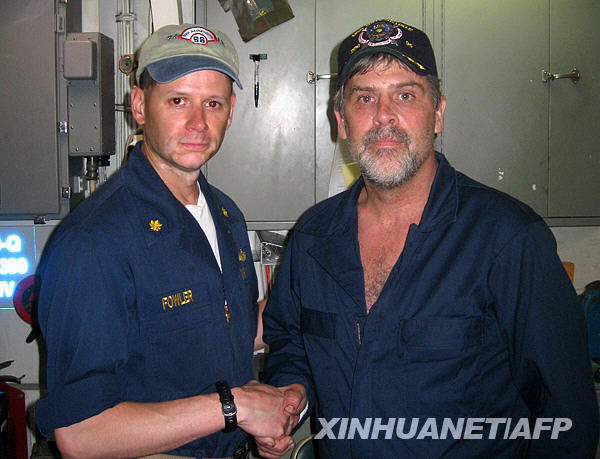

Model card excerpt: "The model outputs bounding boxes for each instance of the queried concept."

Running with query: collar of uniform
[124,142,211,247]
[297,174,364,238]
[299,178,365,310]
[125,144,243,253]
[194,156,243,281]
[416,151,459,232]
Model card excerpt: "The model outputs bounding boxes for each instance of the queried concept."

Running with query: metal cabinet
[442,0,600,224]
[0,1,72,219]
[202,1,316,229]
[547,0,600,219]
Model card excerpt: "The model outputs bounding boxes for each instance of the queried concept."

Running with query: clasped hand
[234,381,307,458]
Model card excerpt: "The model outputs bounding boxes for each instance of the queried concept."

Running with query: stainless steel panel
[203,1,600,226]
[0,0,81,220]
[442,0,549,216]
[548,1,600,217]
[0,1,60,217]
[204,1,316,228]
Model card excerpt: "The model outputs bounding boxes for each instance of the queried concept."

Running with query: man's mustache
[362,126,411,149]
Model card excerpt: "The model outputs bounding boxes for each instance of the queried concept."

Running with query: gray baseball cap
[136,23,242,88]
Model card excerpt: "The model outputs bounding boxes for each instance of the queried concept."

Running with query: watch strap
[216,380,237,433]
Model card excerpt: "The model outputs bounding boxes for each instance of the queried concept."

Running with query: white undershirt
[185,184,222,272]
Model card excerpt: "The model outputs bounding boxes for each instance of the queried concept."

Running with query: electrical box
[65,33,115,158]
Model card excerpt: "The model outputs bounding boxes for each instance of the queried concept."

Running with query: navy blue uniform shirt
[264,153,599,458]
[35,142,258,457]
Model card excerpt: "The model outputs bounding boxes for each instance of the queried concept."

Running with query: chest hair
[359,227,407,313]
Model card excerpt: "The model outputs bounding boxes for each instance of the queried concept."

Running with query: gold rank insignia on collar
[221,207,229,217]
[149,219,162,232]
[238,249,246,262]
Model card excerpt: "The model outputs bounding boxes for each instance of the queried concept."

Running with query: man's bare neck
[161,171,200,206]
[142,145,201,206]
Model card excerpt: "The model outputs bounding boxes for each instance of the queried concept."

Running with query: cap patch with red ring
[178,27,218,45]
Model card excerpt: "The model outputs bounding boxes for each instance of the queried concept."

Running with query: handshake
[232,380,308,458]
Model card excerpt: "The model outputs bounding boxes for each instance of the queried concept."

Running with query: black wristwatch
[216,380,237,432]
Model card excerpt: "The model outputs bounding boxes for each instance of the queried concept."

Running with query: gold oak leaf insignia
[221,207,229,217]
[149,219,162,232]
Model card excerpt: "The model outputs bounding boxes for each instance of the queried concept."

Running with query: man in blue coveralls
[35,24,305,459]
[257,19,599,458]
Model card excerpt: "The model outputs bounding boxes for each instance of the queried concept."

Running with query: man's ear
[226,92,237,130]
[130,86,145,126]
[334,109,348,140]
[434,95,447,135]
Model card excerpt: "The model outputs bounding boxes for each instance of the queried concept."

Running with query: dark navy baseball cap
[337,19,437,87]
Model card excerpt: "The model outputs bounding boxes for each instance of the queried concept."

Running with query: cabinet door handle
[542,67,581,84]
[307,71,338,84]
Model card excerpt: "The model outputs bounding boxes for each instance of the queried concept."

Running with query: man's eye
[358,95,373,104]
[399,93,414,101]
[171,97,184,105]
[207,100,220,108]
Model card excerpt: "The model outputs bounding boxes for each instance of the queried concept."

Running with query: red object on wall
[13,274,40,326]
[0,381,27,459]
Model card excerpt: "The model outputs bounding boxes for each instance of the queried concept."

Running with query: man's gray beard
[355,126,429,189]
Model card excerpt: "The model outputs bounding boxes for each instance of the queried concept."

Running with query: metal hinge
[56,12,66,33]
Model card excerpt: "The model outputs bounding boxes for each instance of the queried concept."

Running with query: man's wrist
[289,383,308,418]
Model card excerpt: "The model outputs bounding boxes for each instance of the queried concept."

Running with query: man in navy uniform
[35,24,305,459]
[258,19,598,458]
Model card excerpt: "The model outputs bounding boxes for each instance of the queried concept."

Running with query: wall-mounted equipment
[257,230,286,265]
[64,32,115,194]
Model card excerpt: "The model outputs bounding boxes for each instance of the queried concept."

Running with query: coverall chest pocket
[396,316,484,412]
[399,316,483,358]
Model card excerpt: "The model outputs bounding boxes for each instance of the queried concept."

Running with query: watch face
[223,402,236,414]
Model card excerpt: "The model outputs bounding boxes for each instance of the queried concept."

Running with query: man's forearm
[55,380,294,459]
[55,393,224,459]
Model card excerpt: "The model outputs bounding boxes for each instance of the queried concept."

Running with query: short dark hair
[137,69,157,90]
[334,53,442,118]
